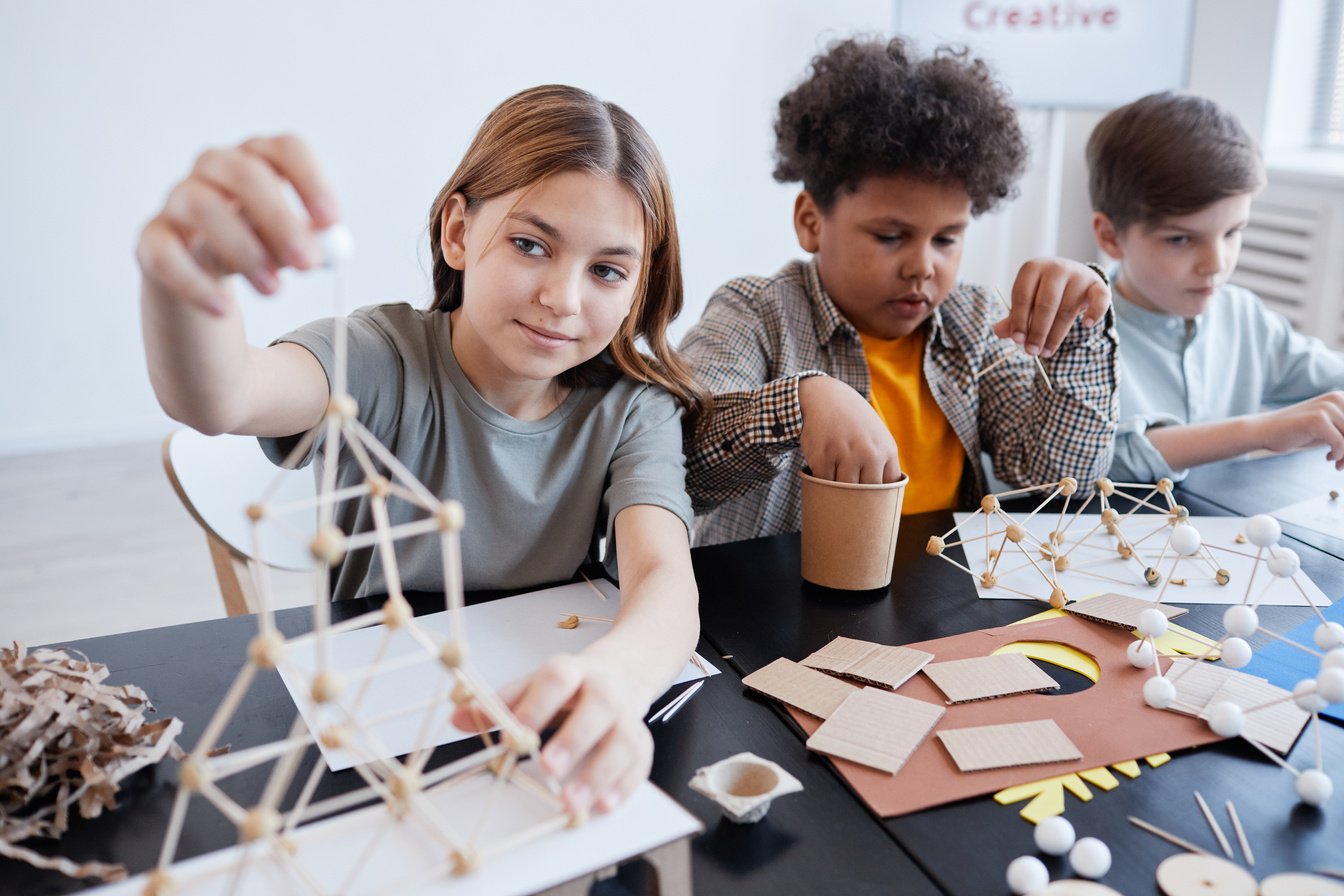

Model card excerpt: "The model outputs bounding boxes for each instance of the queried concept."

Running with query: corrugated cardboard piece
[923,652,1060,703]
[806,687,944,774]
[937,719,1082,772]
[742,657,857,719]
[779,614,1259,817]
[1165,657,1309,754]
[1063,592,1188,629]
[800,636,933,690]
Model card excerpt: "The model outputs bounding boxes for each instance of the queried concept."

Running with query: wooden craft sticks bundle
[0,642,183,881]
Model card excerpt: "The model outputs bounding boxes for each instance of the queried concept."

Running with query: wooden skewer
[1225,800,1254,866]
[1193,790,1234,859]
[660,680,704,722]
[1127,815,1213,856]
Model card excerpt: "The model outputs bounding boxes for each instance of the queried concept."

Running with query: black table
[1181,449,1344,561]
[692,498,1344,895]
[8,594,938,896]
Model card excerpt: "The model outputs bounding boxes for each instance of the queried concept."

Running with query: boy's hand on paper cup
[452,651,654,816]
[994,257,1111,359]
[798,375,901,484]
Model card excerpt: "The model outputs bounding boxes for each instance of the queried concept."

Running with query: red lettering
[960,2,1120,30]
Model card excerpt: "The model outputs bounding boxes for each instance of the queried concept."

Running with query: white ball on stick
[1222,605,1258,639]
[1244,514,1282,548]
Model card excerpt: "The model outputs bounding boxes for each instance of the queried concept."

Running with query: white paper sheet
[87,776,701,896]
[1271,493,1344,543]
[949,513,1331,607]
[277,579,717,771]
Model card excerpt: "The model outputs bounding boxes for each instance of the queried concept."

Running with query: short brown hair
[1087,91,1265,230]
[773,36,1028,215]
[428,84,704,417]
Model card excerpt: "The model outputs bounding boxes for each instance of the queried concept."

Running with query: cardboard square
[922,653,1060,704]
[742,657,857,719]
[936,719,1082,772]
[1063,592,1188,629]
[1153,659,1308,754]
[806,687,944,774]
[801,636,933,690]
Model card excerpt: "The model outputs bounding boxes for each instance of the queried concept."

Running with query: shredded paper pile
[0,642,181,881]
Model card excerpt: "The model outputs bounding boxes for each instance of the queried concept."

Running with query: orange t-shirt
[859,329,964,514]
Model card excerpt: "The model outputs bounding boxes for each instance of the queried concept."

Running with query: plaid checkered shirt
[681,259,1119,546]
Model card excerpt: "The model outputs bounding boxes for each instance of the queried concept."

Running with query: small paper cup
[800,471,908,590]
[688,752,803,824]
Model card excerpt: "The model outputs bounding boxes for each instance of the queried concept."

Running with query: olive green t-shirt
[260,303,692,600]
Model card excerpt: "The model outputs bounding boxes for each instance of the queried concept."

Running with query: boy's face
[1094,192,1254,320]
[795,173,970,340]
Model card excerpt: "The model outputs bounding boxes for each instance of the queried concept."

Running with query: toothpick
[1127,815,1213,856]
[1192,791,1233,859]
[579,570,610,600]
[660,680,704,722]
[1225,800,1253,866]
[980,287,1053,391]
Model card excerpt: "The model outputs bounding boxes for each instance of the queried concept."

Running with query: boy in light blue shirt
[1087,91,1344,482]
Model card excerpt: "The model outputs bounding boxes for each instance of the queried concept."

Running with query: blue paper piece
[1241,598,1344,725]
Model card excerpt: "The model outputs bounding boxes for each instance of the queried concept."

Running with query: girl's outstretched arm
[463,504,699,815]
[137,135,337,437]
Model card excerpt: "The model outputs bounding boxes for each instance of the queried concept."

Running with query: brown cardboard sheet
[936,719,1082,772]
[800,636,933,690]
[780,613,1233,817]
[923,652,1060,703]
[742,656,858,719]
[1063,592,1188,629]
[806,687,944,773]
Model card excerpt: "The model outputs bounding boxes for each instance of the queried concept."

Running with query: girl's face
[441,170,644,415]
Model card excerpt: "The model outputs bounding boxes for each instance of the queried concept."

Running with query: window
[1314,0,1344,146]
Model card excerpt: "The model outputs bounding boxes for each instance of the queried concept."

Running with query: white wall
[0,0,892,457]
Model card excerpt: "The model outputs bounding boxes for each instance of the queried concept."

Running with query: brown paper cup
[800,471,908,590]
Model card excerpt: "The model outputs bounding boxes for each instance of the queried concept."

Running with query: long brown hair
[428,84,705,418]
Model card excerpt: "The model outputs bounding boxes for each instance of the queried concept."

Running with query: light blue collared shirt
[1111,281,1344,482]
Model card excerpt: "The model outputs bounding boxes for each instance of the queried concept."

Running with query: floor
[1,439,309,647]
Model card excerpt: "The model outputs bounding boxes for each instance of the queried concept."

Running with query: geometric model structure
[928,477,1342,812]
[123,231,612,895]
[1131,513,1344,810]
[927,477,1238,608]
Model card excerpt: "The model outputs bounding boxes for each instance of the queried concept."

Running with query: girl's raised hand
[136,135,341,316]
[993,258,1111,359]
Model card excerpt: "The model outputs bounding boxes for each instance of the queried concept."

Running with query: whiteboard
[894,0,1194,108]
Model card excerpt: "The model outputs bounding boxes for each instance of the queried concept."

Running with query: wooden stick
[973,352,1013,381]
[1224,800,1253,866]
[1192,790,1234,858]
[1127,815,1213,856]
[661,680,704,722]
[341,516,446,551]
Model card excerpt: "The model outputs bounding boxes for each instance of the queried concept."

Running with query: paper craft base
[278,579,717,771]
[780,614,1231,818]
[952,513,1331,607]
[86,778,700,896]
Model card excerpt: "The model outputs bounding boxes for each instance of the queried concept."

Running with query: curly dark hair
[774,36,1028,215]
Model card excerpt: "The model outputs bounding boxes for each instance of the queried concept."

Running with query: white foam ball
[1295,769,1334,806]
[318,224,354,267]
[1266,547,1301,578]
[1126,640,1156,669]
[1294,679,1328,713]
[1033,816,1076,856]
[1323,647,1344,673]
[1006,855,1049,895]
[1137,608,1169,639]
[1222,605,1259,639]
[1244,515,1282,548]
[1315,621,1344,650]
[1069,837,1112,879]
[1144,676,1176,709]
[1206,701,1245,737]
[1169,523,1202,556]
[1318,667,1344,704]
[1221,637,1253,669]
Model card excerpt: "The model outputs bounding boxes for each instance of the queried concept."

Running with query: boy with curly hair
[1089,91,1344,482]
[681,36,1119,545]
